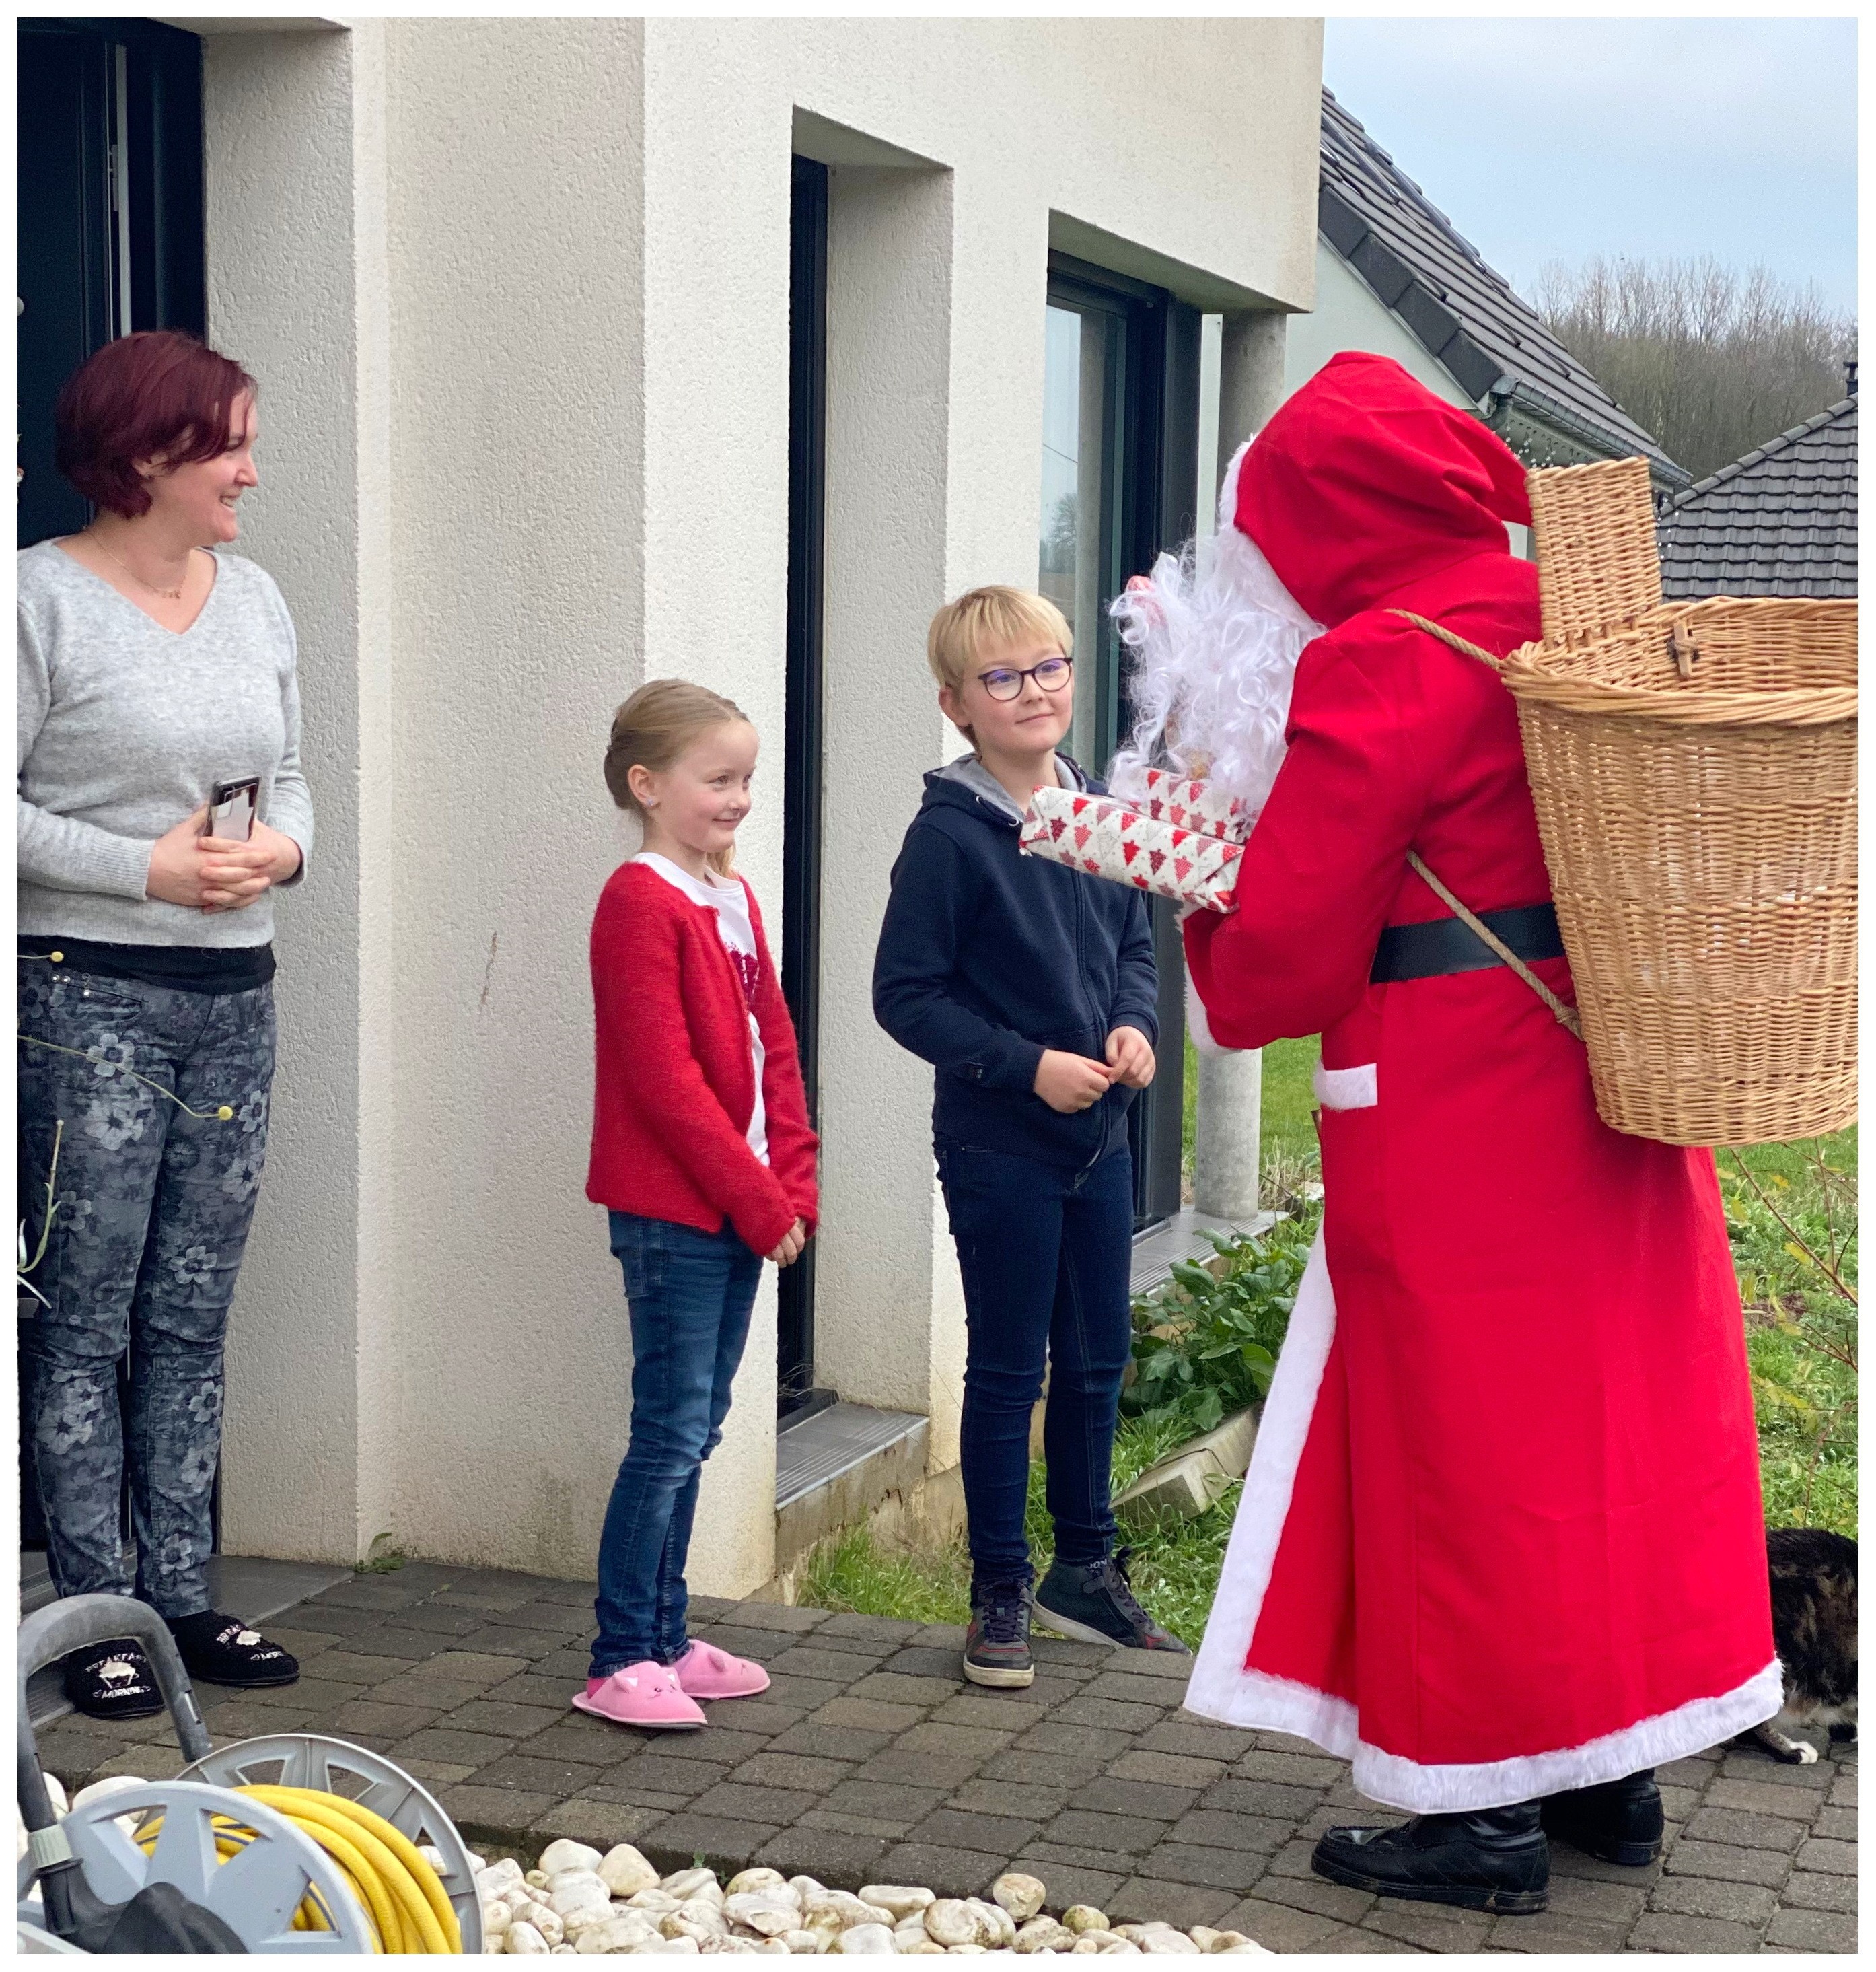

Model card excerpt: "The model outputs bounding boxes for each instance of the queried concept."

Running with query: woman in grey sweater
[17,331,312,1718]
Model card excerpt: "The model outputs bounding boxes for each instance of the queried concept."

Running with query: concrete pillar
[1192,308,1289,1223]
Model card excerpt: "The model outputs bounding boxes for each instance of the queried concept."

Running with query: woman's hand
[1106,1026,1157,1089]
[147,812,302,912]
[768,1218,809,1268]
[194,820,303,913]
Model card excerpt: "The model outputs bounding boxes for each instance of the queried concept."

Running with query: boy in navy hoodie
[874,586,1187,1688]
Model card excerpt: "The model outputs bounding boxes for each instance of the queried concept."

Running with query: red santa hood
[1232,351,1533,629]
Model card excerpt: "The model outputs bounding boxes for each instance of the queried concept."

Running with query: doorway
[16,17,207,1561]
[1038,252,1198,1228]
[779,155,835,1428]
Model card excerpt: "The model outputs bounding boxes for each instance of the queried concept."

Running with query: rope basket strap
[1383,610,1581,1039]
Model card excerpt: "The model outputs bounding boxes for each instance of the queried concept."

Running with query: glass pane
[1039,302,1120,769]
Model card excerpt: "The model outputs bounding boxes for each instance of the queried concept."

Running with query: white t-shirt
[633,853,768,1164]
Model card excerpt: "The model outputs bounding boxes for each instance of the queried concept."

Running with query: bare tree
[1538,256,1856,482]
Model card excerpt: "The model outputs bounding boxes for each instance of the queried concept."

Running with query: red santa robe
[1182,353,1778,1811]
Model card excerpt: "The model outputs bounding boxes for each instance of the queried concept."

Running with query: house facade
[18,17,1323,1598]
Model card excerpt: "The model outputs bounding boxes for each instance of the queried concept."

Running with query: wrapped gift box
[1134,768,1250,844]
[1020,785,1243,913]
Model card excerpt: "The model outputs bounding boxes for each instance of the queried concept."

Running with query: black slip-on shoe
[964,1580,1035,1689]
[168,1610,300,1689]
[62,1641,165,1721]
[1032,1548,1190,1653]
[1540,1769,1663,1866]
[1313,1803,1550,1914]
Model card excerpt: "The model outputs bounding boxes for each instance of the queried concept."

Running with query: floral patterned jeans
[17,960,275,1619]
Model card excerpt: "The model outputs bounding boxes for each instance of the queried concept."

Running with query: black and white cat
[1743,1527,1857,1764]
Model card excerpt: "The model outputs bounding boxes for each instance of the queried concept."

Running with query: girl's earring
[643,799,658,810]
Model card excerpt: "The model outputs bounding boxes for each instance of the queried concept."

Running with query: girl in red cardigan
[579,680,818,1731]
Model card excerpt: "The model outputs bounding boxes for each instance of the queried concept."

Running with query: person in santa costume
[1112,351,1778,1915]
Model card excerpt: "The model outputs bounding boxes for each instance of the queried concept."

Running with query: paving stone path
[32,1562,1854,1953]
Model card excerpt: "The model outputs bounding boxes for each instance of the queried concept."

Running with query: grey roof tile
[1319,91,1684,481]
[1657,399,1856,598]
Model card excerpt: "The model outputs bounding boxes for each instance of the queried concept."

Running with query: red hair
[54,332,257,518]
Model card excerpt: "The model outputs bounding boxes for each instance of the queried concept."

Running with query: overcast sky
[1322,16,1858,318]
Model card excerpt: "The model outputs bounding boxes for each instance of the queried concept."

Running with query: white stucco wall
[1282,240,1475,410]
[201,16,1320,1592]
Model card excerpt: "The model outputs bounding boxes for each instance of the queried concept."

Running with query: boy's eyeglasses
[978,656,1073,702]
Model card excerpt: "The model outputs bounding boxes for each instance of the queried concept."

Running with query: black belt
[1371,903,1564,984]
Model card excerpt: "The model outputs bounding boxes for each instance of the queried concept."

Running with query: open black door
[778,157,835,1428]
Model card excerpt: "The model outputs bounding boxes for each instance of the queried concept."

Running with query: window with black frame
[1038,254,1200,1229]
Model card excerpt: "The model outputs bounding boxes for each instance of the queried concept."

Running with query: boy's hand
[1034,1048,1114,1113]
[1106,1026,1157,1089]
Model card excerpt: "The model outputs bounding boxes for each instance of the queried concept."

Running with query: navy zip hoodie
[873,754,1159,1168]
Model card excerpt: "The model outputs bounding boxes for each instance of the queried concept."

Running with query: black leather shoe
[1313,1802,1549,1913]
[1541,1768,1663,1866]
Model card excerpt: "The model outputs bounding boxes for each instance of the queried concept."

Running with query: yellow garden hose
[135,1784,461,1952]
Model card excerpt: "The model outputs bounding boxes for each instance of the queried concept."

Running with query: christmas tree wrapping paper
[1019,781,1244,914]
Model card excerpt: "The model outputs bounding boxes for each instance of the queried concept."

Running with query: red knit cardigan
[587,861,818,1257]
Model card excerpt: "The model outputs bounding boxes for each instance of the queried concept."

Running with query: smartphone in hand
[205,776,260,842]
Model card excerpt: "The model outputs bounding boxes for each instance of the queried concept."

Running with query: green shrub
[1124,1210,1320,1436]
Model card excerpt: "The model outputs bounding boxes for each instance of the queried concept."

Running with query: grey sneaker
[964,1579,1035,1688]
[1033,1549,1190,1652]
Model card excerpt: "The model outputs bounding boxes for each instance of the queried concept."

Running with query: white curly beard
[1108,439,1324,828]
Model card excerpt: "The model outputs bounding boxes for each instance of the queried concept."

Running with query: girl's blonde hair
[604,678,751,878]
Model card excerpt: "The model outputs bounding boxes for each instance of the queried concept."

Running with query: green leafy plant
[1124,1209,1320,1435]
[356,1530,406,1576]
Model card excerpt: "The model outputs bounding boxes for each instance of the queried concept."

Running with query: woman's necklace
[88,530,192,602]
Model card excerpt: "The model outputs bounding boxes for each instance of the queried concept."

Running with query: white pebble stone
[552,1878,615,1917]
[834,1924,896,1955]
[529,1870,554,1889]
[553,1947,578,1957]
[787,1879,826,1903]
[470,1852,489,1872]
[600,1847,663,1899]
[1060,1911,1108,1938]
[862,1887,936,1921]
[776,1932,822,1955]
[1137,1935,1200,1956]
[966,1900,1016,1948]
[725,1870,789,1897]
[899,1946,947,1959]
[535,1911,569,1948]
[542,1841,606,1878]
[724,1895,801,1938]
[1016,1921,1077,1954]
[990,1876,1044,1924]
[509,1922,550,1955]
[925,1902,982,1949]
[663,1868,722,1903]
[480,1859,530,1897]
[629,1891,684,1913]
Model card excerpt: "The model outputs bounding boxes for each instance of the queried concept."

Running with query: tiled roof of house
[1656,398,1857,598]
[1318,90,1686,484]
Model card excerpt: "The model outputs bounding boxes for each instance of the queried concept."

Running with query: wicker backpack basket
[1494,456,1856,1146]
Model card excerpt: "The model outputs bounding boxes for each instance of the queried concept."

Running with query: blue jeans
[937,1141,1134,1588]
[591,1211,762,1676]
[17,962,276,1620]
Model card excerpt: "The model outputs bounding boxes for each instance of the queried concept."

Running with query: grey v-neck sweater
[16,540,316,947]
